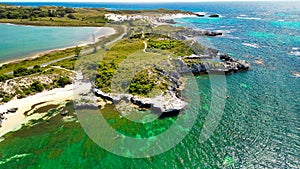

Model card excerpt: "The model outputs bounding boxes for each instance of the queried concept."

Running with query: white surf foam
[242,43,260,48]
[237,16,262,20]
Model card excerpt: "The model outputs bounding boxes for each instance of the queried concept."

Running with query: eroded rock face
[94,89,187,113]
[93,55,249,114]
[176,29,223,38]
[131,91,187,113]
[190,60,250,74]
[185,52,250,75]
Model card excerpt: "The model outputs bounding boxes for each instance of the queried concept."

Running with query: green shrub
[147,39,194,56]
[30,81,44,92]
[13,67,29,77]
[57,76,71,87]
[67,14,76,19]
[128,69,168,96]
[13,65,42,77]
[0,74,13,82]
[1,95,12,103]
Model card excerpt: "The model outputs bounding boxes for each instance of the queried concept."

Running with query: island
[0,4,250,135]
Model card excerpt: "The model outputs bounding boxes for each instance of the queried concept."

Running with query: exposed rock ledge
[90,54,249,114]
[169,28,223,40]
[184,53,250,75]
[94,89,186,113]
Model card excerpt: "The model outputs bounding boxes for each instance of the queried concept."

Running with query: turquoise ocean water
[0,2,299,168]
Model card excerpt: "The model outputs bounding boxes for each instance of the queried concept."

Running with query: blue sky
[0,0,288,2]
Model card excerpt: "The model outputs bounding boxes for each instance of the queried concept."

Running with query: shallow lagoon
[0,24,113,63]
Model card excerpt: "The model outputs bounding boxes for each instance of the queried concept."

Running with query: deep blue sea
[0,2,299,168]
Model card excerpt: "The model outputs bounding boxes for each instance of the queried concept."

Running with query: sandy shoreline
[0,84,75,138]
[0,25,115,67]
[0,73,93,138]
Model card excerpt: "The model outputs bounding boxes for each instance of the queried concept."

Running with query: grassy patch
[147,39,194,57]
[51,57,78,70]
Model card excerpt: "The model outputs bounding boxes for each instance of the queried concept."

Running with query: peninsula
[0,4,250,136]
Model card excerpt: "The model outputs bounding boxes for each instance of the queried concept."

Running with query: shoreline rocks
[0,107,18,125]
[7,107,18,113]
[195,13,205,17]
[209,14,220,18]
[186,53,250,75]
[94,88,187,114]
[175,29,223,39]
[194,13,220,18]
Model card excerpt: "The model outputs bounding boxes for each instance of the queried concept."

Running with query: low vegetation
[0,47,77,75]
[129,68,169,96]
[13,65,42,77]
[95,38,144,92]
[94,32,195,95]
[147,39,194,57]
[0,5,108,26]
[0,74,72,102]
[0,6,75,20]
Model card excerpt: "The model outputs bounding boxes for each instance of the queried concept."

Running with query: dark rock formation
[195,13,205,17]
[163,19,177,24]
[209,14,220,18]
[205,32,223,36]
[186,53,250,75]
[219,54,232,61]
[7,107,18,113]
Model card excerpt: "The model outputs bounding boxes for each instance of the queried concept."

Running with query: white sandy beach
[0,84,75,137]
[0,71,93,138]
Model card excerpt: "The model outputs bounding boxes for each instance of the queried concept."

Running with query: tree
[74,46,82,57]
